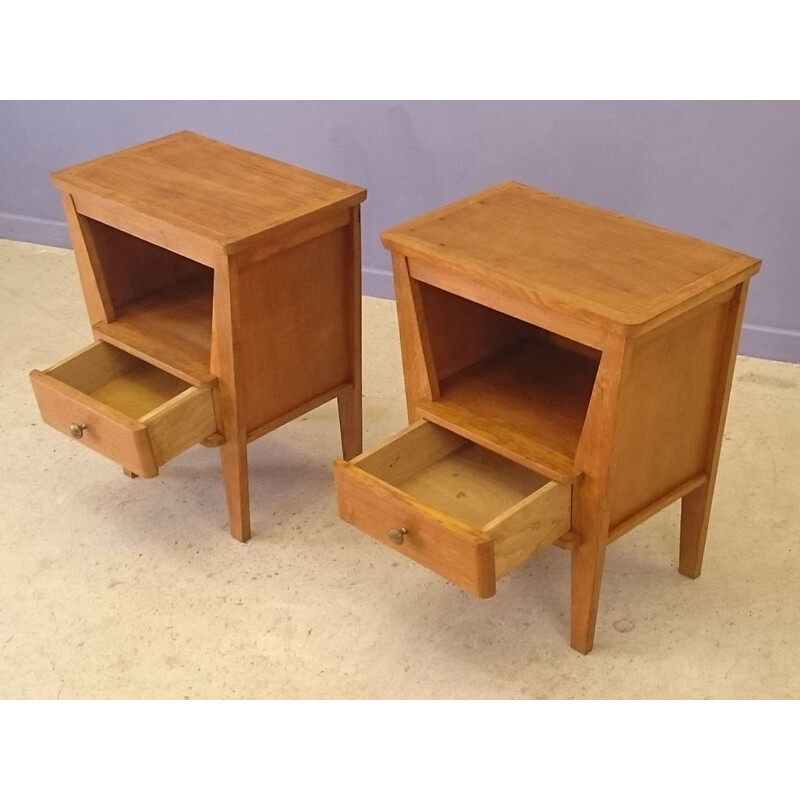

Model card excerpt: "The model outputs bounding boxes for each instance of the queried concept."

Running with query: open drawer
[334,420,573,597]
[30,341,218,478]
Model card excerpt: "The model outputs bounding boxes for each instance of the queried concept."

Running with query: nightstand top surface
[52,131,366,252]
[381,182,760,330]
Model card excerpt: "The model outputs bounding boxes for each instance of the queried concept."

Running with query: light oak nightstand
[335,181,760,653]
[31,131,366,542]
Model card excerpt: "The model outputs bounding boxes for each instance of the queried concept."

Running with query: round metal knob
[387,527,408,545]
[69,423,88,439]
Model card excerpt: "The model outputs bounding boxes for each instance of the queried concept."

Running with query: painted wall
[1,100,798,361]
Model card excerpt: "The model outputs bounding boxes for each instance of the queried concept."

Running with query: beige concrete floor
[1,237,798,699]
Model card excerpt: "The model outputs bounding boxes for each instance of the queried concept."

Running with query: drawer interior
[48,342,193,421]
[355,423,552,530]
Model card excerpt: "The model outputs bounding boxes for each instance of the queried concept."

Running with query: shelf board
[416,338,598,483]
[94,274,214,385]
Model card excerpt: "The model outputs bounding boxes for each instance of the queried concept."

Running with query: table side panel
[237,223,354,435]
[608,292,733,528]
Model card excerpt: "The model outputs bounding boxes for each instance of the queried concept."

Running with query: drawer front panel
[335,462,497,598]
[30,370,158,476]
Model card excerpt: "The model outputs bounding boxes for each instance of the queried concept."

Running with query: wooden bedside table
[30,131,366,542]
[335,181,760,653]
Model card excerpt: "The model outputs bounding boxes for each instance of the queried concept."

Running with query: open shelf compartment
[79,216,214,384]
[413,282,600,481]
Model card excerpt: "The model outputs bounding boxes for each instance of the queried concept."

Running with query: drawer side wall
[486,481,572,578]
[143,387,217,465]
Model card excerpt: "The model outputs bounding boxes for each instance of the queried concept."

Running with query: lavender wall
[1,101,798,361]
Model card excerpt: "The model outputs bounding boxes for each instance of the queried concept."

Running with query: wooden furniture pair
[30,131,366,542]
[335,181,760,653]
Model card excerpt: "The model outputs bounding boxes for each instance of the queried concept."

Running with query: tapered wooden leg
[679,282,749,580]
[337,386,362,460]
[570,541,607,654]
[679,484,714,578]
[568,334,629,654]
[122,468,138,479]
[210,258,251,543]
[340,207,363,462]
[220,437,250,542]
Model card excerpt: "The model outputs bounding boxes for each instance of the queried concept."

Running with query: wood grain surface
[383,181,760,333]
[53,131,366,256]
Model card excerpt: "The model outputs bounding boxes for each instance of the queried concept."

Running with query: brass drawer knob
[69,423,88,439]
[387,527,408,545]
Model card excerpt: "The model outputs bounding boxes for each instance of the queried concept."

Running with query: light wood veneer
[32,131,367,540]
[337,181,759,653]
